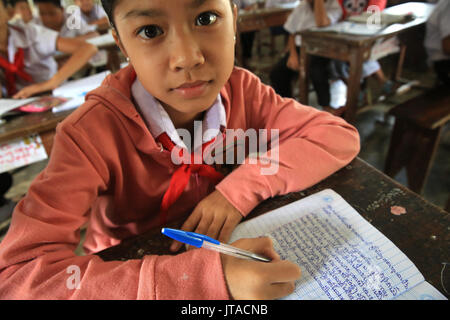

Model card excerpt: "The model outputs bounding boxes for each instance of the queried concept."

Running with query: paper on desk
[52,71,110,113]
[229,189,447,300]
[0,134,48,173]
[310,21,385,35]
[0,98,36,117]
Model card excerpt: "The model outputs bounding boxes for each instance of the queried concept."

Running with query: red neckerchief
[156,129,225,225]
[0,48,33,96]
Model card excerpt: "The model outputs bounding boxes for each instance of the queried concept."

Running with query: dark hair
[100,0,117,28]
[100,0,235,30]
[34,0,63,8]
[11,0,28,5]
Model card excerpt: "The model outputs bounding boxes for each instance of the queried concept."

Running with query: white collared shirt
[284,0,342,46]
[131,78,227,152]
[7,21,59,91]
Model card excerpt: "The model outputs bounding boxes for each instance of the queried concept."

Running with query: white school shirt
[60,10,97,38]
[131,78,227,152]
[79,4,107,25]
[234,0,258,9]
[7,21,59,91]
[425,0,450,64]
[265,0,298,8]
[284,0,343,46]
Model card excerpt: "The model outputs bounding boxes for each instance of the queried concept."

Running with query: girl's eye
[137,25,163,39]
[195,12,218,26]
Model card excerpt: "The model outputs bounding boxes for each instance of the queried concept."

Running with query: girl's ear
[111,28,129,60]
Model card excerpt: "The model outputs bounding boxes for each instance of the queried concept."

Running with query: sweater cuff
[141,249,229,300]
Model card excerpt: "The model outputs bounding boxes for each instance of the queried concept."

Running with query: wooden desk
[0,109,73,155]
[236,6,293,66]
[298,2,435,124]
[97,157,449,298]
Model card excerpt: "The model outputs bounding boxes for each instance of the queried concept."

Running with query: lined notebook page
[229,189,427,300]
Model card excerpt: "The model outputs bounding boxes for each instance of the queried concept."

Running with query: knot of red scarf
[0,48,33,96]
[156,132,225,224]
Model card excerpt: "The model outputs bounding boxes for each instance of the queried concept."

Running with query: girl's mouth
[173,80,211,99]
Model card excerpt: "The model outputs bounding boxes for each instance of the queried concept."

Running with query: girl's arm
[286,34,299,70]
[314,0,331,27]
[216,68,361,217]
[13,37,98,99]
[73,30,100,41]
[89,16,109,26]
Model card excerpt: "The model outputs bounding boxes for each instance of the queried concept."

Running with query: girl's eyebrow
[122,8,165,20]
[121,0,211,20]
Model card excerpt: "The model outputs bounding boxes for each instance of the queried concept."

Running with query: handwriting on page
[270,204,414,300]
[230,189,427,300]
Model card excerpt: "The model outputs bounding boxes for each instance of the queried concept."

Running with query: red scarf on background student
[0,48,33,96]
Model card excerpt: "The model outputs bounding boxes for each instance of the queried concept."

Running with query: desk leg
[395,44,407,82]
[298,49,309,105]
[344,50,364,124]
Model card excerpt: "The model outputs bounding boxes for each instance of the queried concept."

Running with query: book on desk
[229,189,447,300]
[310,12,415,36]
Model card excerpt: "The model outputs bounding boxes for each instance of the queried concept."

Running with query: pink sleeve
[0,122,229,300]
[216,70,360,216]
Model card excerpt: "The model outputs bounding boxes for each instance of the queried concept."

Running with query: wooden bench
[384,86,450,198]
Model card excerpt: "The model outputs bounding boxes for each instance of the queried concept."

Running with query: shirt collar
[131,77,227,151]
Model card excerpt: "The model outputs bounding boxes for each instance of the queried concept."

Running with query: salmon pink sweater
[0,66,360,299]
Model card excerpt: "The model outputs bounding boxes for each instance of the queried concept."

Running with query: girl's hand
[222,237,302,300]
[170,190,243,252]
[12,80,56,99]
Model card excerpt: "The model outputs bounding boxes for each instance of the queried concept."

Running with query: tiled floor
[1,29,449,244]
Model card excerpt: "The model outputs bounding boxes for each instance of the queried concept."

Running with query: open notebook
[229,189,447,300]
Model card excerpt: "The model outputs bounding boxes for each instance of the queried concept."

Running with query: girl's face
[112,0,237,121]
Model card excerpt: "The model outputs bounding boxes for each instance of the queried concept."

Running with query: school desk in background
[0,71,111,166]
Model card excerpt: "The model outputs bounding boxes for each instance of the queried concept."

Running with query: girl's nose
[168,30,205,72]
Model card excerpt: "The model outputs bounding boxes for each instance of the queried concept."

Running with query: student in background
[34,0,99,40]
[234,0,259,66]
[264,0,296,50]
[2,0,13,19]
[0,0,360,299]
[269,0,342,107]
[74,0,108,26]
[339,0,386,19]
[11,0,40,24]
[332,0,393,107]
[0,1,98,98]
[425,0,450,86]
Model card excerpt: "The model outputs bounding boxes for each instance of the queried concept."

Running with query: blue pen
[161,228,271,263]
